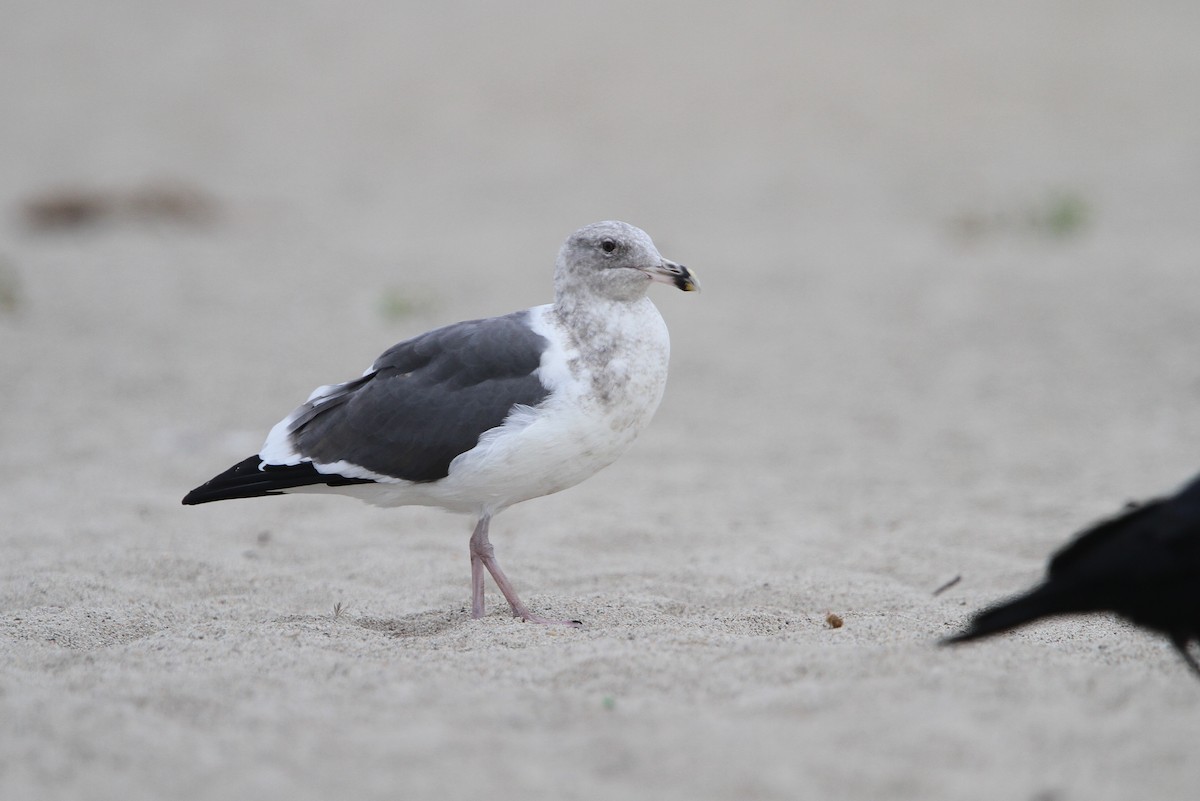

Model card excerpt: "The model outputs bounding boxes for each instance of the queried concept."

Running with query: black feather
[943,472,1200,678]
[181,456,374,505]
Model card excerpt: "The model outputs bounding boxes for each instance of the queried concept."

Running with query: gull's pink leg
[470,517,488,618]
[468,515,582,627]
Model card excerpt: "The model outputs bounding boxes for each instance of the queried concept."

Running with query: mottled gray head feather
[554,221,672,303]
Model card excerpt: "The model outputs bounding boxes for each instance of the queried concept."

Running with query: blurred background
[4,0,1198,534]
[3,2,1200,799]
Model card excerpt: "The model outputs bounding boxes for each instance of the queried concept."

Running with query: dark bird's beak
[645,259,700,292]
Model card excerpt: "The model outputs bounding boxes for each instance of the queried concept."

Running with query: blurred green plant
[948,189,1093,242]
[1032,191,1091,238]
[378,287,437,322]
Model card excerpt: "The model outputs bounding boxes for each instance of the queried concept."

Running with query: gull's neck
[552,289,654,337]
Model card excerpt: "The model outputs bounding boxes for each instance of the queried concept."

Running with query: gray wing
[288,310,550,482]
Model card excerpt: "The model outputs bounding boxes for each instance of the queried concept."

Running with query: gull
[183,221,699,626]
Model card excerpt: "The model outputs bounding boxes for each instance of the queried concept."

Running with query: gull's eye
[600,238,617,254]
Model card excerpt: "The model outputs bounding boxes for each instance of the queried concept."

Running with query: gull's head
[554,221,700,303]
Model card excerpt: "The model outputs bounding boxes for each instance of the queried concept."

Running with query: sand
[4,2,1200,799]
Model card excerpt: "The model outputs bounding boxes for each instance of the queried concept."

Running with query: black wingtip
[182,455,277,505]
[181,484,279,505]
[182,455,376,506]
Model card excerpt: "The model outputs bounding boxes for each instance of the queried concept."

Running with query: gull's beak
[645,258,701,292]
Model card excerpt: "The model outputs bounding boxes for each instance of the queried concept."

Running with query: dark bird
[943,473,1200,678]
[183,221,699,626]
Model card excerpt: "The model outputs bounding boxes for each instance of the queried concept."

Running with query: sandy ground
[4,2,1200,799]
